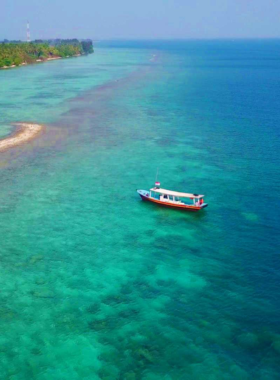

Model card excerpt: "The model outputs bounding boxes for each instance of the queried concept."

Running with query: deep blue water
[0,40,279,379]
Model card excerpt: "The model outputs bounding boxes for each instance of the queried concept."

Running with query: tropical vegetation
[0,39,94,68]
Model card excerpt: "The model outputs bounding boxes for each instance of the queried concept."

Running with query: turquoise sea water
[0,40,279,379]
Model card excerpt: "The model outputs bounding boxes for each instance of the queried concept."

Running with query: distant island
[0,39,94,69]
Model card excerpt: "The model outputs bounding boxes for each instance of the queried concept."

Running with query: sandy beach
[0,55,83,69]
[0,123,44,152]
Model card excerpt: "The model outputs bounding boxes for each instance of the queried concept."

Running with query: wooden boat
[137,182,208,211]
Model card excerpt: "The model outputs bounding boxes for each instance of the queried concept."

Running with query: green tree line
[0,39,93,68]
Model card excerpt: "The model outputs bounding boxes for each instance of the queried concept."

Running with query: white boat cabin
[150,187,205,206]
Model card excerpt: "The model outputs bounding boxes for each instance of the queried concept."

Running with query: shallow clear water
[0,40,279,379]
[0,124,13,138]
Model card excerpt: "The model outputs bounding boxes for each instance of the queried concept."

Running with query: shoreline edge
[0,123,44,152]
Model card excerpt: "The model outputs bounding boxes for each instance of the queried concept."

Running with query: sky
[1,0,280,40]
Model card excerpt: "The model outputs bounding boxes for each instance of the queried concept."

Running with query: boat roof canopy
[150,187,204,199]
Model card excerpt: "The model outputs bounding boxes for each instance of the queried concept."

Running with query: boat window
[164,195,168,199]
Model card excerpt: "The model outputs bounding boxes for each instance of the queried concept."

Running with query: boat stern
[200,203,208,209]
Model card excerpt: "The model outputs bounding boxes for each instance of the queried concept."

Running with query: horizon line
[1,37,280,42]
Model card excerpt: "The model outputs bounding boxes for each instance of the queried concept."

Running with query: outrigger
[137,181,208,211]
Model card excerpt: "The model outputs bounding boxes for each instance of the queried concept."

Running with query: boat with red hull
[137,182,208,212]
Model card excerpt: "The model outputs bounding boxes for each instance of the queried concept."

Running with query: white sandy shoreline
[0,54,82,70]
[0,123,44,152]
